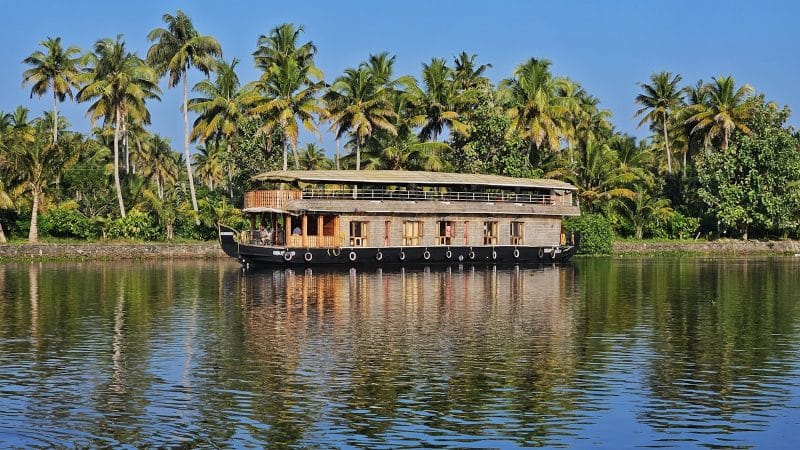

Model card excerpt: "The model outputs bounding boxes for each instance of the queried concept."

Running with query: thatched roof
[252,170,576,191]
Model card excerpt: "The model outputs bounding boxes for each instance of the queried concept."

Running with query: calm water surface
[1,257,799,448]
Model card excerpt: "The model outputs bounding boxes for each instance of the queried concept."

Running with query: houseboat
[219,170,581,268]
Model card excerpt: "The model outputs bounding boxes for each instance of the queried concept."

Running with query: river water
[0,257,799,448]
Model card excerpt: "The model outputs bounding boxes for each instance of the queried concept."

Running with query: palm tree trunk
[183,74,200,225]
[528,140,535,168]
[335,137,340,170]
[134,140,142,175]
[567,139,575,166]
[226,142,234,199]
[683,147,687,177]
[28,184,39,243]
[282,143,288,171]
[157,174,163,200]
[123,120,129,175]
[52,91,58,145]
[662,116,672,174]
[356,142,361,171]
[722,130,729,151]
[292,142,300,169]
[0,222,6,243]
[113,108,126,218]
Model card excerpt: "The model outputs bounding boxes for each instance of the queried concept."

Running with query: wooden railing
[244,190,302,209]
[244,188,578,208]
[302,188,577,206]
[288,235,341,248]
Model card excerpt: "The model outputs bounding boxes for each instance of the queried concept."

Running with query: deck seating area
[243,188,578,210]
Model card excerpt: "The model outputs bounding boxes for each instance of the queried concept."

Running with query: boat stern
[218,225,241,261]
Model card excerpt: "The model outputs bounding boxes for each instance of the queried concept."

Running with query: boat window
[483,221,498,245]
[436,221,454,245]
[349,221,368,247]
[322,216,337,236]
[306,215,319,236]
[511,221,524,245]
[403,221,423,246]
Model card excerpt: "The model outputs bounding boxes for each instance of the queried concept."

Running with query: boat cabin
[240,170,580,250]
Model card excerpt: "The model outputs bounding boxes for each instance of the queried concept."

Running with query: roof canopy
[252,170,577,191]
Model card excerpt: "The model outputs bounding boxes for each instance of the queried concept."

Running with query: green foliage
[453,95,511,172]
[644,210,701,240]
[175,214,215,240]
[564,214,614,255]
[39,205,97,239]
[697,99,800,238]
[105,209,160,241]
[449,92,533,177]
[61,142,115,219]
[230,116,282,192]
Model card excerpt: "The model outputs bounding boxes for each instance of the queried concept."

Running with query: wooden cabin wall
[336,213,562,247]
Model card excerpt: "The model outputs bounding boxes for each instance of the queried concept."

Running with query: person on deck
[292,226,302,235]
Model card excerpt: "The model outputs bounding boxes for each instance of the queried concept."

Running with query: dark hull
[219,225,576,268]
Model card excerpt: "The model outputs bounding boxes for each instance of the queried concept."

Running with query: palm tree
[250,57,324,171]
[560,81,612,163]
[253,23,320,77]
[324,66,397,170]
[332,51,408,169]
[609,134,656,189]
[189,58,252,195]
[365,52,398,88]
[573,92,612,145]
[677,79,710,169]
[0,113,11,242]
[143,189,181,240]
[499,58,570,162]
[193,143,225,189]
[250,23,323,171]
[618,192,673,239]
[77,35,161,218]
[634,72,684,173]
[370,137,449,171]
[6,106,37,145]
[406,58,472,142]
[7,115,79,242]
[140,134,179,200]
[22,37,83,145]
[452,52,492,91]
[298,143,331,169]
[147,9,222,221]
[686,76,754,151]
[0,178,12,243]
[124,120,152,175]
[557,137,636,213]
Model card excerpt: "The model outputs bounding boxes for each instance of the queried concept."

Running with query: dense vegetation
[1,10,799,245]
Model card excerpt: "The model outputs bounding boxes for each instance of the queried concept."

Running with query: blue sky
[1,0,798,155]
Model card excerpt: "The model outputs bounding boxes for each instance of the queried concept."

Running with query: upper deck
[244,170,580,216]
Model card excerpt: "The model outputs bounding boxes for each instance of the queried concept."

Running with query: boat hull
[220,225,576,268]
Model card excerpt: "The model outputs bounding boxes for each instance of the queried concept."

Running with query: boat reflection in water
[230,264,584,447]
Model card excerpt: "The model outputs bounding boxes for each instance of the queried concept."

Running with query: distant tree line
[1,10,798,244]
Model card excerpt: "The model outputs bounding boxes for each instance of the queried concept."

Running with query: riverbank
[1,239,799,262]
[0,242,226,262]
[613,239,800,256]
